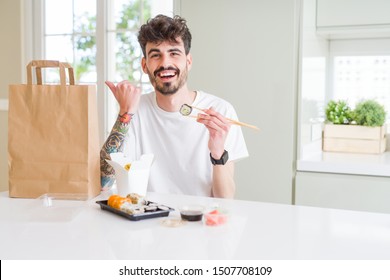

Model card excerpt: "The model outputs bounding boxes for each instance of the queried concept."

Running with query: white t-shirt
[123,90,249,197]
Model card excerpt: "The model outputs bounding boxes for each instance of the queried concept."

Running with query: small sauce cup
[179,205,204,222]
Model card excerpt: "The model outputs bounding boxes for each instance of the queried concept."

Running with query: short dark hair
[138,14,192,57]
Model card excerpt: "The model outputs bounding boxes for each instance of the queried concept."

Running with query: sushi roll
[126,193,145,205]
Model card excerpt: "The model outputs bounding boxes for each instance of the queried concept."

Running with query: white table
[1,190,390,260]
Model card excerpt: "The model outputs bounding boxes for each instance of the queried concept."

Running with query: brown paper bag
[8,60,101,198]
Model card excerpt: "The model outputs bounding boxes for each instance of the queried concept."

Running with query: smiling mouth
[157,70,177,80]
[154,67,179,81]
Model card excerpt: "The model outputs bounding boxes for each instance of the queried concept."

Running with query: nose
[160,53,173,68]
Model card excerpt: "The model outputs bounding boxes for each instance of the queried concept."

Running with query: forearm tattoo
[100,116,130,190]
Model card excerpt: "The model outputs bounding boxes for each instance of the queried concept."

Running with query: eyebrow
[147,47,183,56]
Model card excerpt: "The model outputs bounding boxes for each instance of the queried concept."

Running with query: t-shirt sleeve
[223,104,249,162]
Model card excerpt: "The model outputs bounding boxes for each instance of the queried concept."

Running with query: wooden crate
[323,124,387,154]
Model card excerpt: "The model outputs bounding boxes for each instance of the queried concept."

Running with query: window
[332,56,390,116]
[44,0,97,83]
[329,39,390,123]
[32,0,173,141]
[106,0,154,91]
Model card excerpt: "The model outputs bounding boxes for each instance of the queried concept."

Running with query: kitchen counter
[297,151,390,177]
[1,190,390,259]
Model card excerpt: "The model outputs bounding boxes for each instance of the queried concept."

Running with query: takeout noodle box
[106,153,154,197]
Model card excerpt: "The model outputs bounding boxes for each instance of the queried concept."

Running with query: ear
[141,57,148,73]
[186,53,193,70]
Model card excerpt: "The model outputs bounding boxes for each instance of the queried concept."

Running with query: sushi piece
[126,193,145,205]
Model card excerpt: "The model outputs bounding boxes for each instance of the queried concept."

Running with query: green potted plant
[323,99,387,154]
[325,100,353,125]
[353,100,386,127]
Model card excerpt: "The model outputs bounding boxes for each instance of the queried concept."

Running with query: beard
[147,66,189,95]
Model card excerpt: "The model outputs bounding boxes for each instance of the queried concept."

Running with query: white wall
[176,0,301,203]
[0,0,23,192]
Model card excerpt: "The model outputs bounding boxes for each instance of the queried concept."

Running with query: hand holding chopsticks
[180,104,259,131]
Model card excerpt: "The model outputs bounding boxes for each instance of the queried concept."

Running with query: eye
[171,52,180,56]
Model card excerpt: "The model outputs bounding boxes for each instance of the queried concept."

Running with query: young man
[100,15,248,198]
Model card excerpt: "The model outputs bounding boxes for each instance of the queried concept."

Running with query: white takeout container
[106,153,154,197]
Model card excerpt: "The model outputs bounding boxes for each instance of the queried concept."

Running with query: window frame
[26,0,176,145]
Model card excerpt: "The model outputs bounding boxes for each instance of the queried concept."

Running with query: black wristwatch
[210,150,229,165]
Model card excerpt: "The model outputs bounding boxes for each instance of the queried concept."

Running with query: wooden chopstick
[227,119,260,130]
[189,105,259,131]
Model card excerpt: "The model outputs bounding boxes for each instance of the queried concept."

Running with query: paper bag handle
[27,60,75,86]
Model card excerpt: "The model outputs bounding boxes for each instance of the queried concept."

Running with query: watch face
[221,150,229,163]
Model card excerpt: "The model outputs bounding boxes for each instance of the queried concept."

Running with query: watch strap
[210,150,229,165]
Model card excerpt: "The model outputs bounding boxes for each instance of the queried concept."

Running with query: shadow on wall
[387,133,390,152]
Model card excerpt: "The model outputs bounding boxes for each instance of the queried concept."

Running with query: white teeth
[159,72,175,77]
